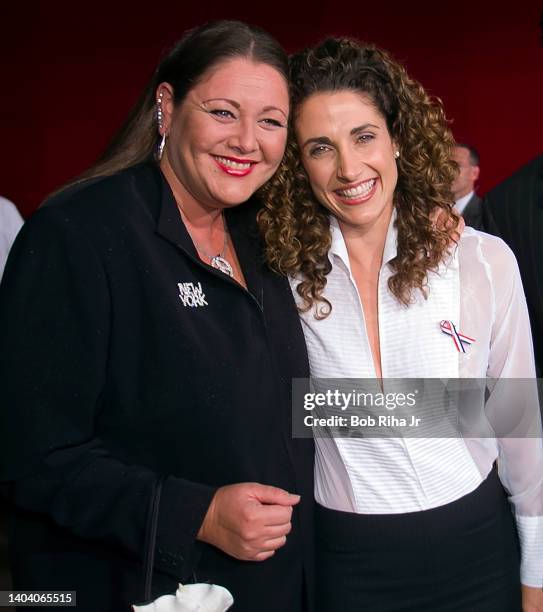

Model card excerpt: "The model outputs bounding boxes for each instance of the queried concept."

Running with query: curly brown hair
[258,38,459,317]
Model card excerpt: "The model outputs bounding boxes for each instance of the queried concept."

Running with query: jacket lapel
[153,163,264,308]
[225,201,265,310]
[155,169,200,259]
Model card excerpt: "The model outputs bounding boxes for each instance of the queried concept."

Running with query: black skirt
[316,466,521,612]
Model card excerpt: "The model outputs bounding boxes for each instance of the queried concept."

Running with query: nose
[227,118,257,154]
[337,147,361,183]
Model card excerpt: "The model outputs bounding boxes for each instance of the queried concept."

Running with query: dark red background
[3,1,542,218]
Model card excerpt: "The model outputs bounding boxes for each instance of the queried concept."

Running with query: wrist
[197,490,218,543]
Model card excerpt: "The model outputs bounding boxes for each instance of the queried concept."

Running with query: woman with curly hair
[259,38,543,611]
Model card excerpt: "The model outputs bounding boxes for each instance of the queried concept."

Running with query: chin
[211,193,250,209]
[220,186,260,206]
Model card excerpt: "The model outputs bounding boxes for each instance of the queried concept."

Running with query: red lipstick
[212,155,257,177]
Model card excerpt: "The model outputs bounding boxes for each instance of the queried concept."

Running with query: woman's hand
[522,584,543,611]
[197,483,300,561]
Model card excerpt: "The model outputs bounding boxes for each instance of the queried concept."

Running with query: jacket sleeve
[0,206,216,579]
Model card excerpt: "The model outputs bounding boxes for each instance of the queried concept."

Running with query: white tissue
[133,583,234,612]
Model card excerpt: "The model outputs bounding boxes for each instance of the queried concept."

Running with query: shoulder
[0,196,23,221]
[0,195,19,212]
[486,155,543,201]
[504,155,543,184]
[0,196,23,236]
[460,227,516,267]
[462,195,484,229]
[41,162,162,224]
[466,193,482,205]
[471,193,482,206]
[16,163,161,256]
[459,227,521,282]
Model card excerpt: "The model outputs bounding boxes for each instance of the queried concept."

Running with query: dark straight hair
[66,20,288,187]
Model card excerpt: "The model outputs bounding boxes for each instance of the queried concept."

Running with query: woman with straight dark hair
[260,37,543,612]
[0,21,314,611]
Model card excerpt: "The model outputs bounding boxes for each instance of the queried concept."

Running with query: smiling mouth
[212,155,257,176]
[334,178,377,202]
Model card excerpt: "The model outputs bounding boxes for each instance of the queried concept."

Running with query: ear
[155,82,175,136]
[471,165,480,182]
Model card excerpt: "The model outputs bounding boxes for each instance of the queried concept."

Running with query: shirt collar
[328,215,350,266]
[328,209,398,270]
[454,190,474,215]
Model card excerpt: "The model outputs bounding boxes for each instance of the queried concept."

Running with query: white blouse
[290,214,543,587]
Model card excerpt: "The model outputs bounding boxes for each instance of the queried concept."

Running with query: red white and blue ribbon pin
[440,320,475,353]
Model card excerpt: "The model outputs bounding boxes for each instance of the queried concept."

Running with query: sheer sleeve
[481,233,543,587]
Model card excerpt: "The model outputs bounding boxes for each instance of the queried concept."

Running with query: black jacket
[482,155,543,375]
[0,162,314,611]
[461,193,483,230]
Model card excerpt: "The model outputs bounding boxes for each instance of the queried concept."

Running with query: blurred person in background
[452,143,483,230]
[0,196,23,280]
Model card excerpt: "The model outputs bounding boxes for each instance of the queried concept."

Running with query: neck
[339,207,393,274]
[160,154,222,230]
[455,188,474,201]
[160,155,226,259]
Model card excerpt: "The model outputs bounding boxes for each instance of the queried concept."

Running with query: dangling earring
[157,133,166,162]
[394,150,400,159]
[156,91,166,161]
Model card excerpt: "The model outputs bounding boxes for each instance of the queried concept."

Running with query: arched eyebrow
[202,97,240,108]
[203,98,287,119]
[302,123,381,149]
[261,105,288,119]
[351,123,380,135]
[301,136,334,149]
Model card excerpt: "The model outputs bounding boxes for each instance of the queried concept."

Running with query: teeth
[337,179,376,198]
[215,156,252,170]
